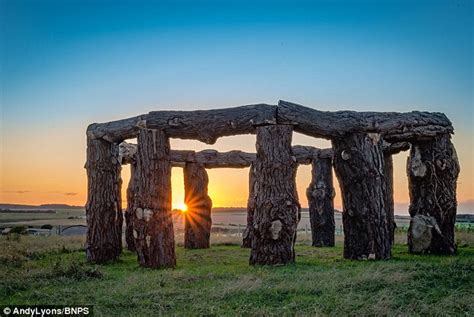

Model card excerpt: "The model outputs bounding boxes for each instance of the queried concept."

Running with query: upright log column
[242,162,256,248]
[184,162,213,249]
[384,154,396,245]
[125,163,137,252]
[332,133,391,260]
[134,128,176,268]
[250,125,300,265]
[85,138,123,263]
[306,157,335,247]
[407,134,459,254]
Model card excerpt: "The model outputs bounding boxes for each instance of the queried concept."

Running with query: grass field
[0,208,86,226]
[1,232,473,316]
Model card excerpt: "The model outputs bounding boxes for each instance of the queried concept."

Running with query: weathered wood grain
[278,100,453,142]
[88,101,451,144]
[384,154,396,246]
[133,129,176,268]
[250,125,301,265]
[85,138,123,263]
[407,134,460,254]
[119,142,331,168]
[86,100,457,267]
[332,133,392,260]
[242,162,256,248]
[184,162,213,249]
[125,163,137,252]
[306,156,335,247]
[87,104,277,143]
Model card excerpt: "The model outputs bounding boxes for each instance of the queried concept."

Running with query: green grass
[0,236,473,316]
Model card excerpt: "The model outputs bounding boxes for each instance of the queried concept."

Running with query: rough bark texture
[119,141,137,165]
[242,162,256,248]
[89,101,452,144]
[384,154,396,245]
[306,157,335,247]
[119,142,330,168]
[384,141,410,155]
[86,101,458,265]
[382,140,409,246]
[125,163,137,252]
[85,138,123,263]
[183,162,213,249]
[407,134,460,254]
[278,100,453,142]
[87,104,277,143]
[332,133,391,260]
[133,128,176,268]
[249,125,301,265]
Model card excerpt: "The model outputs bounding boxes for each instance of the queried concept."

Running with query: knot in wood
[143,209,153,222]
[135,207,144,220]
[410,146,427,177]
[341,150,351,161]
[367,133,381,145]
[168,117,181,127]
[270,220,282,240]
[315,188,326,199]
[136,119,147,129]
[228,120,237,128]
[198,134,217,144]
[436,159,447,170]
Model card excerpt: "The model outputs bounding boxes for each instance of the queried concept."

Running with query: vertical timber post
[332,133,391,260]
[384,154,396,246]
[125,163,137,252]
[407,134,460,254]
[134,128,176,268]
[306,156,335,247]
[184,162,213,249]
[242,162,256,248]
[85,138,123,263]
[249,125,300,265]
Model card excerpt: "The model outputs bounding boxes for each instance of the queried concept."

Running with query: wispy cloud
[2,190,79,196]
[2,190,30,194]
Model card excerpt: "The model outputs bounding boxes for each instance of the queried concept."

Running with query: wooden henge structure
[85,100,459,267]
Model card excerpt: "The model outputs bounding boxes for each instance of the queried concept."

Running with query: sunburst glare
[176,202,188,212]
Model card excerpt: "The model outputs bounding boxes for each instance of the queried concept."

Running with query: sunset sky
[1,0,473,214]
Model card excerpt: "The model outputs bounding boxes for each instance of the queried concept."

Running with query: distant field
[2,207,472,233]
[0,233,472,316]
[0,208,86,226]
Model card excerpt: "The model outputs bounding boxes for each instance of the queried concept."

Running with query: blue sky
[0,0,473,209]
[2,1,472,118]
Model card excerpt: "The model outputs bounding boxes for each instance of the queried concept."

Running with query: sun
[176,202,188,213]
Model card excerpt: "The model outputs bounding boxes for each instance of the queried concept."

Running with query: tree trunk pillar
[242,162,256,248]
[134,128,176,268]
[332,133,391,260]
[125,163,137,252]
[306,156,335,247]
[407,134,459,254]
[85,138,123,263]
[384,154,396,245]
[249,125,300,265]
[184,162,212,249]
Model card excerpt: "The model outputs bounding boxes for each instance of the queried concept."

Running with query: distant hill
[39,204,83,209]
[0,203,83,210]
[212,207,246,213]
[210,207,343,213]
